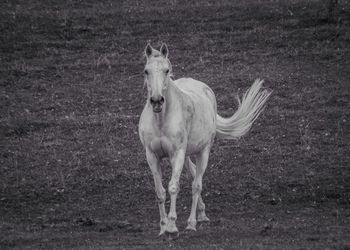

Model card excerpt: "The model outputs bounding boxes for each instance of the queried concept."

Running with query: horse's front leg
[145,148,167,236]
[186,146,210,231]
[167,148,186,234]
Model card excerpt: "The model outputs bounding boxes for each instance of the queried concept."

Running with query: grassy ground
[1,0,349,249]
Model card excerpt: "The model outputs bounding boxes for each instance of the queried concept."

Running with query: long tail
[216,79,272,140]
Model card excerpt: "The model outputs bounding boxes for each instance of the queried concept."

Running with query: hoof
[165,221,179,240]
[165,225,179,234]
[186,220,197,231]
[185,224,197,231]
[197,213,210,222]
[165,231,180,240]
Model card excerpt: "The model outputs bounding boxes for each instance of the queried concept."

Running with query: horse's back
[174,78,216,110]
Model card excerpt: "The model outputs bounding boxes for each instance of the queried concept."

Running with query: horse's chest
[149,136,175,158]
[141,122,186,158]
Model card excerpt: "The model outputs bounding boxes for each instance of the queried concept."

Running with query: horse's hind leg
[186,147,210,231]
[185,157,209,222]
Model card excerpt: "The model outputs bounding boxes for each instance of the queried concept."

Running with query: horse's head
[144,43,172,113]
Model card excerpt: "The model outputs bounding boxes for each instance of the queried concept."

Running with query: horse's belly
[187,131,215,154]
[186,115,216,155]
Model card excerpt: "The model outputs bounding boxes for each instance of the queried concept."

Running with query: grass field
[1,0,350,249]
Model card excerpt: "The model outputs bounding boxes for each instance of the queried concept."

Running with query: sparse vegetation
[0,0,349,249]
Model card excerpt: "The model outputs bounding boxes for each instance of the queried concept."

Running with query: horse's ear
[160,43,168,58]
[145,43,153,58]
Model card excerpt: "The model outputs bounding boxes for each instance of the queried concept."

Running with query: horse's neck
[166,80,183,109]
[152,79,183,125]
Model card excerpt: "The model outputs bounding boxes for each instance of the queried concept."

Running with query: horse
[138,43,272,235]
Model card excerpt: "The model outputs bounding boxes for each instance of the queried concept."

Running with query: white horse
[138,43,272,235]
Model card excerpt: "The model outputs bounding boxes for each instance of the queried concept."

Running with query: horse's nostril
[150,96,165,105]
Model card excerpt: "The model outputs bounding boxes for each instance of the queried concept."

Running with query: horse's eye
[165,69,169,74]
[144,70,149,75]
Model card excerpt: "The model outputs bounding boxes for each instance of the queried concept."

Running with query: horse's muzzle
[150,96,165,113]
